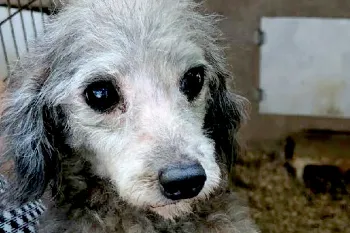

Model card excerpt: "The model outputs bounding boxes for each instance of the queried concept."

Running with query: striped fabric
[0,176,45,233]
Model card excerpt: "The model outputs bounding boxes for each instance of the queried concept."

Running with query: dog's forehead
[66,0,203,47]
[59,1,211,85]
[75,2,207,66]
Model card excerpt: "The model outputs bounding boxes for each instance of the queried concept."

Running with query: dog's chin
[149,201,193,220]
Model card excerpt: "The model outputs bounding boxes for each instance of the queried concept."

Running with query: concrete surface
[259,17,350,119]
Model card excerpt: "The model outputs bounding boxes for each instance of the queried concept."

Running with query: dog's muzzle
[158,163,206,200]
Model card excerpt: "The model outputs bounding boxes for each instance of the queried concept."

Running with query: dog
[0,0,259,232]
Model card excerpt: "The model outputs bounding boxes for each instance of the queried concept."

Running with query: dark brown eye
[180,66,205,101]
[84,81,120,112]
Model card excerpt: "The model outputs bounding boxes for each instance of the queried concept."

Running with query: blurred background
[0,0,349,232]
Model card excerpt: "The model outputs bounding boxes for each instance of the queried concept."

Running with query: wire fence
[0,0,57,79]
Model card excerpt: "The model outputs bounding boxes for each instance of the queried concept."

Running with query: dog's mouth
[148,199,194,219]
[150,201,179,209]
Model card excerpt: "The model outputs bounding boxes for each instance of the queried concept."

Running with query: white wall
[0,6,47,79]
[259,17,350,119]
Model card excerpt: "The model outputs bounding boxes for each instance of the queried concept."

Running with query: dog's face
[0,0,247,219]
[69,49,219,218]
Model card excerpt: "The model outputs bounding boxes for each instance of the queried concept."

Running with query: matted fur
[0,0,259,232]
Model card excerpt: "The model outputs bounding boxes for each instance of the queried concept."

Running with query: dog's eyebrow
[81,74,118,87]
[190,64,207,69]
[183,63,207,73]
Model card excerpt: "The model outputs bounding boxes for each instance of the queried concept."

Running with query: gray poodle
[0,0,259,232]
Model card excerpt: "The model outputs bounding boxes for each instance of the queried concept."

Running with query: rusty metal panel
[259,17,350,119]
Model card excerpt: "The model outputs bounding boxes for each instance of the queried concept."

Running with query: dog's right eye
[84,81,120,112]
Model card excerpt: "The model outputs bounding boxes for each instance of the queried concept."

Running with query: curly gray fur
[0,0,258,232]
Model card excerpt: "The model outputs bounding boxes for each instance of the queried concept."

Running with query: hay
[234,148,350,233]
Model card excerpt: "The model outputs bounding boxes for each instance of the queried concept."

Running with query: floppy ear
[204,72,248,173]
[0,76,66,204]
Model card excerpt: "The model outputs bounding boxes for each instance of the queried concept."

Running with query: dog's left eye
[84,81,120,112]
[180,66,205,101]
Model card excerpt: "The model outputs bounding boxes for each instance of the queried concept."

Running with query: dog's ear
[0,72,66,204]
[204,72,248,172]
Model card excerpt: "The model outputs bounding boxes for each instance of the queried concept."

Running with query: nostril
[159,163,206,200]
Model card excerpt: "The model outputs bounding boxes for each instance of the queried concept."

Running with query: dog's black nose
[159,163,206,200]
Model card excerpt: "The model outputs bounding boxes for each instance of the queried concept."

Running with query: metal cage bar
[17,0,29,52]
[0,27,9,77]
[6,0,20,58]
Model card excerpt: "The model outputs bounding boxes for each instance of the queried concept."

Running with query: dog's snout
[159,163,206,200]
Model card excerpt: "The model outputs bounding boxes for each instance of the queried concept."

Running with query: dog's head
[0,0,247,219]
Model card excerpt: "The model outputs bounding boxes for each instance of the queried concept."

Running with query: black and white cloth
[0,175,46,233]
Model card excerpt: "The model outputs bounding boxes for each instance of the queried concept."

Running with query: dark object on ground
[284,136,295,160]
[303,164,348,195]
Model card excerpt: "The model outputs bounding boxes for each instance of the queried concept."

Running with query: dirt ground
[233,136,350,233]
